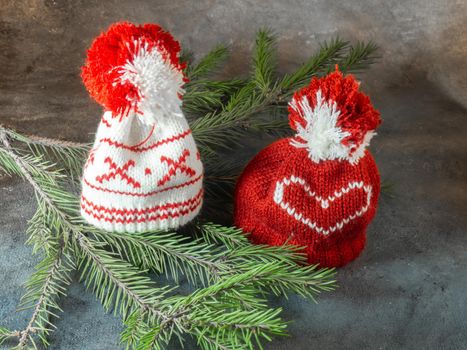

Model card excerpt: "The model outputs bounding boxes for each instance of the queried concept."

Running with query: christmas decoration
[80,22,203,232]
[0,27,379,349]
[234,69,381,267]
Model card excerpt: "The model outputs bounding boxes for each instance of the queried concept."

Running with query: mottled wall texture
[1,1,467,350]
[2,0,467,137]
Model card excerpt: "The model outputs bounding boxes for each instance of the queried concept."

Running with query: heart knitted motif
[273,176,373,235]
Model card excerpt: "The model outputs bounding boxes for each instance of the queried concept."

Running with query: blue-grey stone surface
[1,0,467,349]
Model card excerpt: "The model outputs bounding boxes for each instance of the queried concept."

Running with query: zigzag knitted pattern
[80,22,203,233]
[81,112,203,232]
[234,70,381,267]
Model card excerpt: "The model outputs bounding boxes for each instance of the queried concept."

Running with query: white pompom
[116,39,185,124]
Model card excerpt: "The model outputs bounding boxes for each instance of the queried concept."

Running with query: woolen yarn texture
[234,70,381,267]
[80,22,203,233]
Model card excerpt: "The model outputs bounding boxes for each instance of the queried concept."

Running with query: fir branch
[191,307,285,349]
[0,128,76,255]
[0,30,381,349]
[183,87,228,114]
[187,30,286,154]
[190,33,379,155]
[0,328,19,346]
[197,222,250,249]
[120,311,149,350]
[191,82,279,155]
[183,79,245,116]
[90,229,226,285]
[90,221,336,349]
[244,115,290,136]
[81,236,290,349]
[0,134,61,190]
[2,128,253,349]
[198,224,336,299]
[73,232,174,321]
[1,127,302,350]
[2,126,89,180]
[0,127,182,348]
[253,29,277,91]
[26,200,57,254]
[187,44,230,80]
[93,222,336,302]
[0,129,77,349]
[133,264,290,350]
[280,37,348,93]
[0,132,78,221]
[15,247,74,349]
[191,307,286,349]
[0,145,22,177]
[335,41,379,73]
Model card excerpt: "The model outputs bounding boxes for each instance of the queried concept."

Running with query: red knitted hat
[234,70,382,267]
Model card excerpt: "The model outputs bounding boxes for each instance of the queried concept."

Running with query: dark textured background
[1,1,467,349]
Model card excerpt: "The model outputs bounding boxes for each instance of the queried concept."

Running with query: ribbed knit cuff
[308,231,366,267]
[245,217,367,268]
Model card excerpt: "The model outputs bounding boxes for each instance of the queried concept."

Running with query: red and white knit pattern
[273,175,373,235]
[80,22,203,232]
[81,111,203,232]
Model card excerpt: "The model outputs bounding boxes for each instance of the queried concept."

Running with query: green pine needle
[3,127,89,181]
[336,41,379,73]
[74,232,174,321]
[90,228,225,286]
[280,37,349,92]
[0,328,18,346]
[253,29,277,91]
[187,44,230,80]
[127,264,290,350]
[183,79,245,116]
[16,247,74,349]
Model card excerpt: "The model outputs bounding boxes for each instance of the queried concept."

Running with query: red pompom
[288,69,381,155]
[81,22,186,116]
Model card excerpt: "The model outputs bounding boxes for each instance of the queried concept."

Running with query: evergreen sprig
[191,34,378,157]
[183,79,245,117]
[279,37,347,93]
[90,229,224,286]
[335,41,379,73]
[0,125,336,349]
[253,29,277,91]
[0,328,18,346]
[3,127,89,181]
[73,231,175,320]
[0,29,380,349]
[14,247,74,349]
[122,264,289,350]
[186,44,230,80]
[91,223,336,300]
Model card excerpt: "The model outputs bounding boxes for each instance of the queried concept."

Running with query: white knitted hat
[80,22,203,233]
